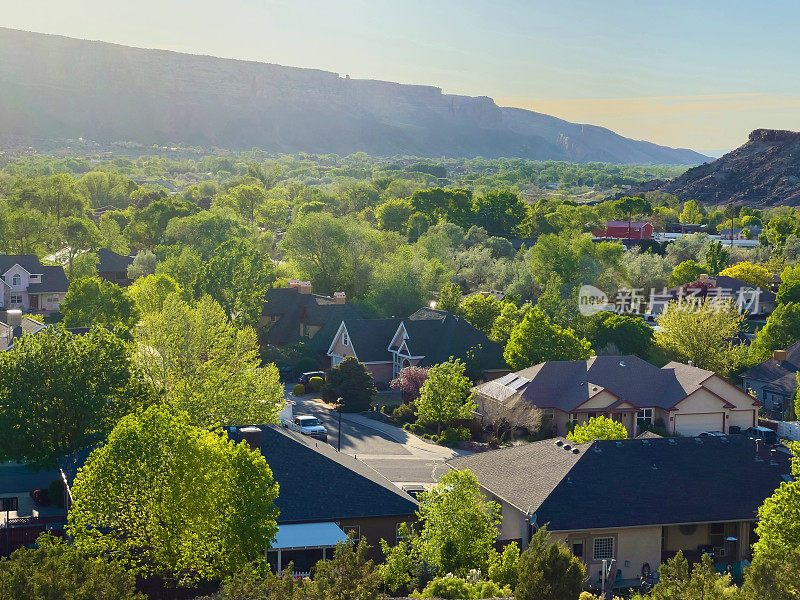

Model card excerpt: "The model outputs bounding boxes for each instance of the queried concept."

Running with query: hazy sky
[2,0,799,154]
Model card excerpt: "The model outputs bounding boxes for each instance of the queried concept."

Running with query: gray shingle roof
[27,266,69,294]
[0,255,44,275]
[234,425,417,523]
[742,339,800,395]
[450,436,790,531]
[96,248,133,273]
[339,318,402,362]
[474,355,711,413]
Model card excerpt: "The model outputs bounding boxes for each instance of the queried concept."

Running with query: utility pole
[337,397,343,451]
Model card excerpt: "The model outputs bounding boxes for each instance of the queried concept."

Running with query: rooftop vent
[563,444,572,451]
[572,448,580,454]
[619,360,626,367]
[651,463,658,470]
[774,349,788,361]
[593,446,602,453]
[616,441,623,447]
[555,440,564,446]
[642,439,650,445]
[668,439,677,445]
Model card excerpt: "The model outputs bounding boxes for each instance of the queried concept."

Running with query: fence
[0,515,66,556]
[777,421,800,442]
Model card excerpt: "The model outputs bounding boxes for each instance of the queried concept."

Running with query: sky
[2,0,799,155]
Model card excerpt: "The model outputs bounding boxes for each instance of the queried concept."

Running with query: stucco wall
[365,362,394,385]
[329,329,356,358]
[663,523,709,551]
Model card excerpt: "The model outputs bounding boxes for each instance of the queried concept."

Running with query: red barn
[594,220,653,239]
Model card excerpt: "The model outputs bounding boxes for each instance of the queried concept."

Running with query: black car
[298,371,326,386]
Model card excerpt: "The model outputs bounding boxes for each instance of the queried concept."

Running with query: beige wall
[481,488,528,548]
[663,523,709,551]
[329,329,356,358]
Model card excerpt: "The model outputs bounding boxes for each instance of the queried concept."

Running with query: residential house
[719,226,762,240]
[649,274,776,317]
[260,281,365,362]
[96,248,134,286]
[449,435,790,585]
[327,308,507,385]
[0,309,47,351]
[472,355,760,438]
[0,255,69,314]
[594,221,654,240]
[741,343,800,418]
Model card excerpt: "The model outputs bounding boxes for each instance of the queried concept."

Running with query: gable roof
[450,435,790,531]
[96,248,133,272]
[0,255,43,276]
[261,287,366,347]
[475,355,715,413]
[333,318,402,362]
[742,339,800,395]
[27,265,69,294]
[233,424,417,523]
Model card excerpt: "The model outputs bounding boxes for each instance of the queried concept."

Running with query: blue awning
[271,522,348,550]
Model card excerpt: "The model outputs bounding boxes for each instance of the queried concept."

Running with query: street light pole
[337,397,343,452]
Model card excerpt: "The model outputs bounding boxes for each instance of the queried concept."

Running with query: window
[342,525,360,542]
[568,413,579,426]
[572,541,584,558]
[49,295,60,304]
[542,409,555,422]
[11,274,20,287]
[10,295,22,305]
[342,331,349,346]
[637,409,653,431]
[593,537,614,561]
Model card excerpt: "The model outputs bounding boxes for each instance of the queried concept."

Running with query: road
[287,390,465,488]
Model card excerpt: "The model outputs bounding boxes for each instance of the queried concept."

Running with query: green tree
[324,356,377,412]
[489,302,530,347]
[76,171,135,209]
[127,273,183,315]
[567,415,628,443]
[99,213,130,255]
[592,313,654,358]
[136,295,283,428]
[515,526,585,600]
[126,249,157,281]
[61,277,141,332]
[376,198,414,232]
[472,190,529,236]
[67,405,279,586]
[416,358,475,435]
[704,241,730,275]
[0,326,135,465]
[309,538,383,600]
[60,216,103,280]
[679,200,702,231]
[504,308,593,371]
[214,184,267,224]
[164,209,249,259]
[750,302,800,361]
[156,246,203,290]
[641,551,736,600]
[194,239,277,327]
[669,260,706,287]
[776,279,800,305]
[0,534,143,600]
[437,282,462,314]
[655,299,744,375]
[36,173,87,224]
[487,542,520,589]
[460,294,503,336]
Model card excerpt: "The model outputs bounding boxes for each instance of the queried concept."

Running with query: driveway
[287,388,466,487]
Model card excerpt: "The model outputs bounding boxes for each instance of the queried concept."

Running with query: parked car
[697,431,726,437]
[282,415,328,442]
[743,426,778,446]
[299,371,326,386]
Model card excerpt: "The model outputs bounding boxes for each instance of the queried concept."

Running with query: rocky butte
[0,27,708,164]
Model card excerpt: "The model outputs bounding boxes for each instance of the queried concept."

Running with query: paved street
[287,390,464,488]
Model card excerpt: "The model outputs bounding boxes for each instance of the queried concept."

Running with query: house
[260,281,365,360]
[649,274,776,316]
[0,462,67,553]
[594,221,654,240]
[96,248,134,286]
[448,435,790,585]
[231,424,417,573]
[327,308,507,385]
[719,226,762,240]
[0,309,47,351]
[472,355,760,438]
[0,255,69,314]
[742,344,800,419]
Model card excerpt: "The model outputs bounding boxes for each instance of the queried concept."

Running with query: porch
[265,522,348,576]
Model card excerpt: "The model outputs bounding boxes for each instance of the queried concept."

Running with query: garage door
[728,410,756,431]
[674,413,724,436]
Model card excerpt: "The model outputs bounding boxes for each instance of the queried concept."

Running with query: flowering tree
[390,366,429,404]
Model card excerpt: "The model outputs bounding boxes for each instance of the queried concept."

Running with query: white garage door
[674,413,724,436]
[728,410,756,431]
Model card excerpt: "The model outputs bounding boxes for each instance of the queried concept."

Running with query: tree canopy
[61,277,141,332]
[504,308,593,370]
[567,415,628,443]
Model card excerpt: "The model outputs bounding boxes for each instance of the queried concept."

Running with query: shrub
[292,383,306,396]
[308,376,324,392]
[415,576,473,599]
[488,541,520,589]
[438,426,471,446]
[295,356,319,377]
[409,422,425,434]
[516,527,585,600]
[392,403,417,425]
[324,357,377,412]
[48,479,65,509]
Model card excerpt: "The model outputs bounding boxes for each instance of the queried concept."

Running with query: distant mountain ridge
[622,129,800,206]
[0,28,709,165]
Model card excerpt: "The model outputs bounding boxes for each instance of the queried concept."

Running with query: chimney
[298,281,312,295]
[239,426,263,450]
[287,279,302,289]
[773,349,787,362]
[6,309,22,330]
[333,292,346,305]
[699,273,709,280]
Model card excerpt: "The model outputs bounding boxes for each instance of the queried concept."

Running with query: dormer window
[11,274,20,287]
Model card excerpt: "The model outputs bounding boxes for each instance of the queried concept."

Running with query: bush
[409,422,425,434]
[295,356,319,377]
[292,383,306,396]
[324,356,377,412]
[308,376,324,392]
[392,403,417,425]
[488,542,520,589]
[516,527,585,600]
[413,575,511,599]
[48,479,65,509]
[438,426,471,447]
[375,380,389,391]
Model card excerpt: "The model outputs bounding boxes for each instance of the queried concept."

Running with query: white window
[568,413,579,426]
[11,274,20,287]
[637,409,653,430]
[593,537,614,561]
[342,331,349,346]
[10,295,22,304]
[542,409,555,421]
[49,296,59,304]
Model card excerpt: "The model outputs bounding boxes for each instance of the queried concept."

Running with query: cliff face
[623,129,800,206]
[0,28,709,164]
